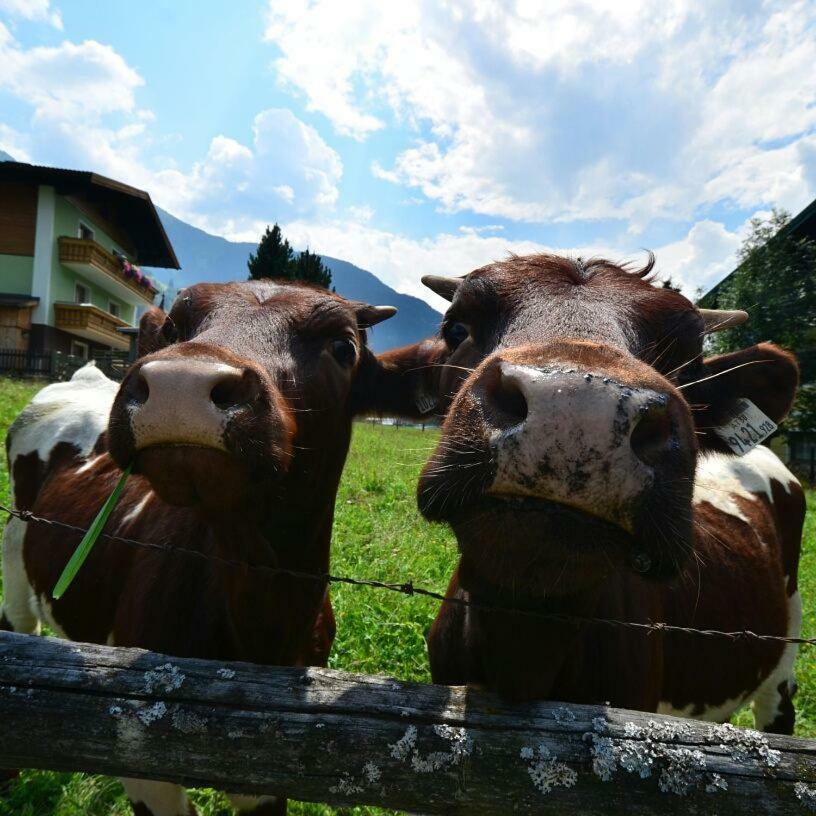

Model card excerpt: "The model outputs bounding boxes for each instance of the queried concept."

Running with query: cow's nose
[483,362,678,530]
[125,359,261,450]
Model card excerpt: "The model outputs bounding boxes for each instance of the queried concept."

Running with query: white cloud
[0,20,342,225]
[265,0,816,226]
[650,220,743,297]
[0,24,142,119]
[0,0,62,29]
[0,122,31,161]
[221,213,746,311]
[153,109,342,224]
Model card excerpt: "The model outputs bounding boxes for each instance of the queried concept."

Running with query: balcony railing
[54,302,130,350]
[58,237,156,305]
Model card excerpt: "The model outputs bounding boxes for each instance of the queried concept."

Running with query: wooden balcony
[54,302,130,350]
[58,237,156,305]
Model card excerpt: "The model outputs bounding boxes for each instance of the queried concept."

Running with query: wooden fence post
[2,631,816,814]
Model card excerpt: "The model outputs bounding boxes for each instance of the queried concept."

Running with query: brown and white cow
[393,253,805,732]
[0,280,403,815]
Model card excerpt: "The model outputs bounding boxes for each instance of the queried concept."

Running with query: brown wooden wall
[0,182,37,256]
[0,305,33,350]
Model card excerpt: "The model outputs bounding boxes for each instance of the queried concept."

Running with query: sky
[1,0,815,311]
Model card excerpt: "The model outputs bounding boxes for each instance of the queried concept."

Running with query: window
[75,283,89,304]
[70,340,89,360]
[109,301,121,318]
[78,222,95,241]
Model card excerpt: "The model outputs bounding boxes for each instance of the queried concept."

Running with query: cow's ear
[353,337,451,418]
[137,307,171,358]
[682,342,799,450]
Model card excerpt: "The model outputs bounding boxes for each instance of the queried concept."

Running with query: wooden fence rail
[2,631,816,814]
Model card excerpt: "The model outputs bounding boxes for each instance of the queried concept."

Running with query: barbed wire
[2,502,814,648]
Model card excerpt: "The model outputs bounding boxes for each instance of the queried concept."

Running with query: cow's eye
[444,322,469,350]
[330,337,357,367]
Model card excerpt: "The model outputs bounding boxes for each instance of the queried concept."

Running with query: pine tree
[247,225,332,289]
[247,224,294,280]
[293,247,332,288]
[701,207,816,434]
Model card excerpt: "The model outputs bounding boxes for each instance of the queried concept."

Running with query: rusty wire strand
[2,502,813,648]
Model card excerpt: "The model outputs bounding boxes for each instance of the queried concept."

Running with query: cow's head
[109,281,396,512]
[404,254,798,598]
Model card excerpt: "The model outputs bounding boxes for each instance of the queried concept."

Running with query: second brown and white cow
[392,253,805,733]
[1,280,408,815]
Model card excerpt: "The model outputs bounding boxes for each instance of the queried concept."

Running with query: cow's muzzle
[109,354,292,509]
[418,342,696,589]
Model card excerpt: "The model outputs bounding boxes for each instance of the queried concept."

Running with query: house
[698,197,816,477]
[0,161,178,360]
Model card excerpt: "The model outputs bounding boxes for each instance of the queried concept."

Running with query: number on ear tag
[415,392,438,415]
[713,398,777,456]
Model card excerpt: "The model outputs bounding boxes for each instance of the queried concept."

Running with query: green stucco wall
[0,254,34,295]
[50,197,136,325]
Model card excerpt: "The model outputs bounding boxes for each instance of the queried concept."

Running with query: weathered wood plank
[2,631,816,814]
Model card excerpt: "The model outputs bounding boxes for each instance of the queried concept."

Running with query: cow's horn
[422,275,462,302]
[357,304,397,328]
[699,308,749,333]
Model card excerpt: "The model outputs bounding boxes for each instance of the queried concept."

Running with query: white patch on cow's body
[488,364,661,529]
[119,779,191,816]
[227,793,282,813]
[661,447,801,731]
[0,517,40,634]
[6,362,118,471]
[693,446,798,522]
[120,491,153,526]
[752,588,801,731]
[1,364,117,639]
[35,594,68,639]
[657,693,750,723]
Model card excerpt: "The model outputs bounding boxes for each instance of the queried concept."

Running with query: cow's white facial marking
[0,517,40,635]
[693,446,798,523]
[489,364,660,529]
[119,779,191,816]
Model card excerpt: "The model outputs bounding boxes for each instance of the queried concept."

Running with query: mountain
[0,150,15,162]
[147,208,442,352]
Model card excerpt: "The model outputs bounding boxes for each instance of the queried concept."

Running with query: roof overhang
[0,293,39,308]
[0,161,179,269]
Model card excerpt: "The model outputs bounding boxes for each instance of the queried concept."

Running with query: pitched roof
[0,161,179,269]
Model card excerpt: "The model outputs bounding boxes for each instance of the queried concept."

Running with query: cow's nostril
[210,370,260,411]
[128,371,150,407]
[630,404,673,467]
[489,371,529,427]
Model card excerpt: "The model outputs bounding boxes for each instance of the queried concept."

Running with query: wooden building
[0,161,178,358]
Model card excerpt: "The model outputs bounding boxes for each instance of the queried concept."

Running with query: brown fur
[7,279,402,813]
[395,254,805,725]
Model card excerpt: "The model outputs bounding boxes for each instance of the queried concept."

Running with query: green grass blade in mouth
[52,464,132,600]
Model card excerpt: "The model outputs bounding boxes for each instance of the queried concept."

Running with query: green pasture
[0,377,813,815]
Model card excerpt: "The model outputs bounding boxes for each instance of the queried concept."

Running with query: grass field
[0,376,814,815]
